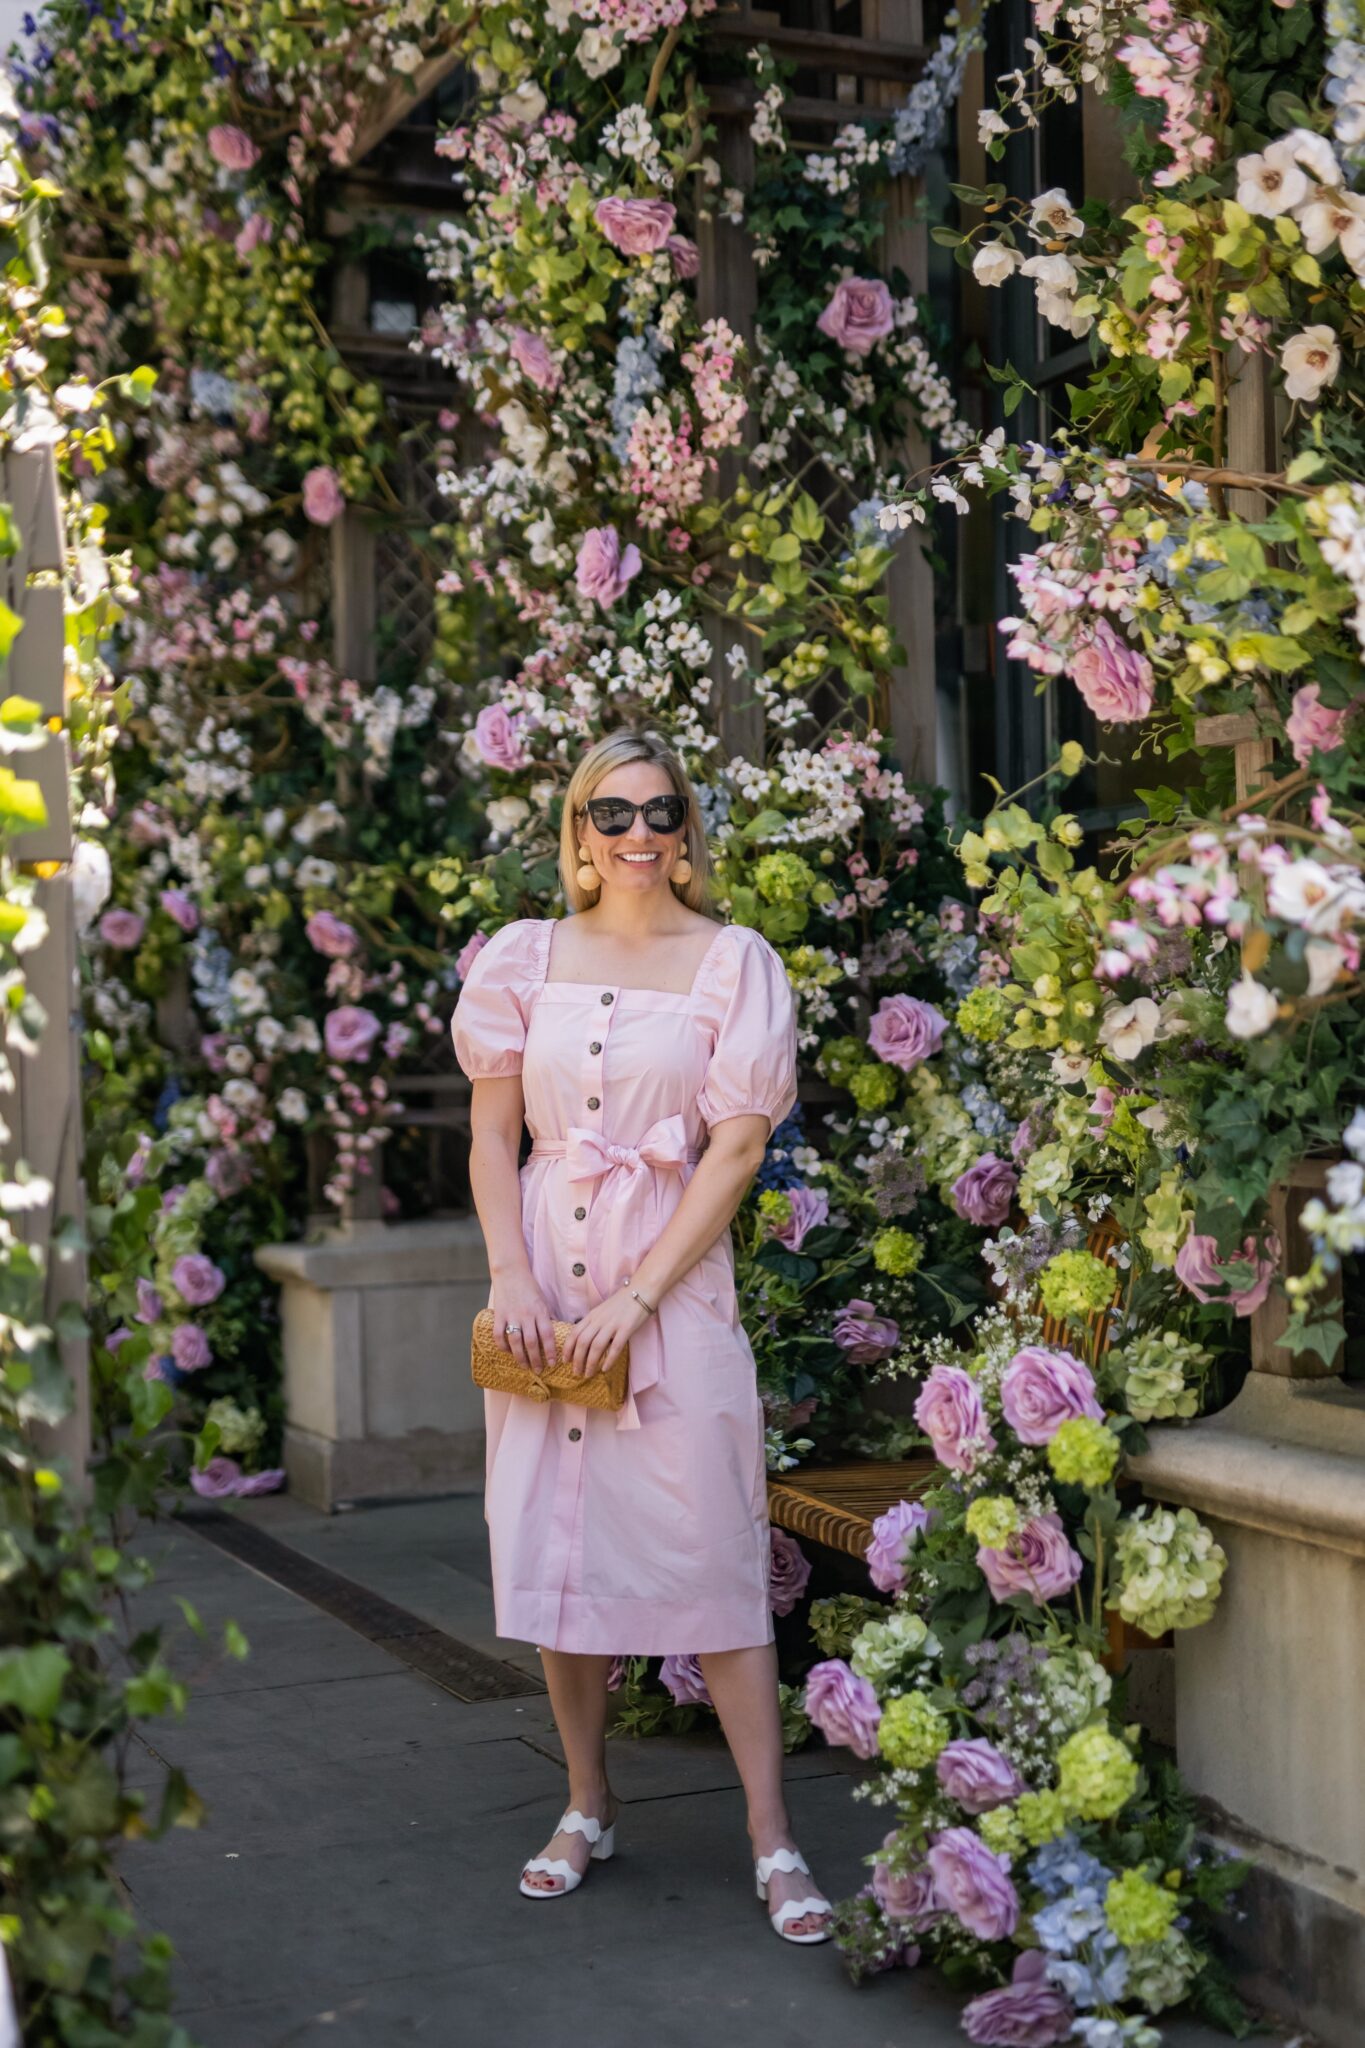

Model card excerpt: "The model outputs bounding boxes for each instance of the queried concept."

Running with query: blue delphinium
[609,327,663,461]
[757,1108,806,1192]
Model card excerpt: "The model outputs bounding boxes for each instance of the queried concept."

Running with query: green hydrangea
[757,1188,794,1230]
[754,851,817,903]
[205,1397,266,1460]
[1111,1505,1227,1634]
[1140,1169,1190,1270]
[1056,1724,1139,1821]
[821,1035,869,1088]
[877,1690,950,1770]
[850,1063,900,1113]
[1047,1416,1121,1489]
[872,1227,923,1277]
[1126,1928,1200,2011]
[977,1805,1025,1858]
[778,1682,813,1754]
[1038,1645,1112,1734]
[1113,1329,1208,1422]
[1105,1867,1179,1948]
[964,1495,1020,1548]
[850,1611,930,1684]
[1016,1140,1075,1215]
[808,1594,886,1659]
[1037,1249,1117,1319]
[955,985,1010,1045]
[1014,1788,1069,1846]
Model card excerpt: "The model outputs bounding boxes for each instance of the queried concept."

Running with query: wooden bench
[767,1457,937,1559]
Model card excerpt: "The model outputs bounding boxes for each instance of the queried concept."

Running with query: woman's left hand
[562,1288,650,1379]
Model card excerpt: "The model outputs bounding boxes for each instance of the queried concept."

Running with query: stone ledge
[255,1214,489,1292]
[1130,1375,1365,1561]
[284,1422,485,1513]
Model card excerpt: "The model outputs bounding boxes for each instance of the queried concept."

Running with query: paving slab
[118,1498,1283,2048]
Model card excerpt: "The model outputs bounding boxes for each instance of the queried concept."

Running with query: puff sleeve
[450,921,539,1080]
[696,926,798,1134]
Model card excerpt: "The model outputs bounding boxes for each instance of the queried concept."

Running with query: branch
[645,23,684,111]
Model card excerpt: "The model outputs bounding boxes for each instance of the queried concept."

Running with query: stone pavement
[119,1494,1272,2048]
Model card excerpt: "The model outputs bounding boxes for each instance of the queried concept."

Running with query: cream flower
[1235,144,1309,217]
[1281,325,1341,403]
[1029,187,1085,239]
[1097,996,1161,1061]
[1225,974,1279,1040]
[1300,190,1365,274]
[972,241,1021,287]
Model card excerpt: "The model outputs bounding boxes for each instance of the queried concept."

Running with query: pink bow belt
[531,1117,700,1181]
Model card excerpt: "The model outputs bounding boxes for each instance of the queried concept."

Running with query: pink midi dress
[451,917,798,1655]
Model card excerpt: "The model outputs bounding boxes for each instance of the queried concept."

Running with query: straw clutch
[470,1308,629,1410]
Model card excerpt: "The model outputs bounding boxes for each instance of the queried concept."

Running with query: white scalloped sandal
[518,1809,616,1899]
[754,1848,832,1945]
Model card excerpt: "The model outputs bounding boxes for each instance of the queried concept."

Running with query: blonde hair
[560,729,712,914]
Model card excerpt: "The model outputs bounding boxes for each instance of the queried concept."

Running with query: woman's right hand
[490,1276,559,1373]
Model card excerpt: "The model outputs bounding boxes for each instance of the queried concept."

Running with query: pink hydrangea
[803,1658,882,1759]
[926,1827,1019,1941]
[575,525,642,607]
[951,1155,1018,1227]
[914,1365,996,1475]
[865,1498,933,1594]
[1286,683,1348,768]
[324,1006,383,1062]
[976,1512,1083,1605]
[472,703,530,771]
[302,466,346,526]
[208,124,260,172]
[170,1254,225,1309]
[305,911,360,959]
[1067,620,1154,723]
[867,994,947,1071]
[816,276,896,357]
[962,1951,1073,2047]
[594,195,676,254]
[768,1527,812,1615]
[999,1345,1104,1446]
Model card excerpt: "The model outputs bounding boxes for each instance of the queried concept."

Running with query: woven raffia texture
[470,1309,628,1412]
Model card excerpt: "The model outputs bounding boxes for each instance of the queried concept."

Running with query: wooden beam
[705,19,928,75]
[344,46,467,168]
[708,84,896,124]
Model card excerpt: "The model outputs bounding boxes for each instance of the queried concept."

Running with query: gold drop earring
[576,844,601,893]
[671,846,693,885]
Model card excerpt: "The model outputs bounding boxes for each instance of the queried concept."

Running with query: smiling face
[579,759,689,899]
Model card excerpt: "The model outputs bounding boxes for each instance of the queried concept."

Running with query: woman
[451,728,831,1944]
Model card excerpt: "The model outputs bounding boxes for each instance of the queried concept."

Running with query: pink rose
[951,1154,1018,1227]
[768,1527,812,1615]
[666,234,700,278]
[803,1658,882,1759]
[508,325,560,394]
[659,1653,711,1706]
[1175,1231,1278,1317]
[816,276,896,357]
[159,888,199,934]
[871,1834,943,1929]
[1067,619,1154,723]
[575,525,643,608]
[234,214,273,259]
[1286,683,1348,768]
[171,1254,225,1308]
[594,195,676,255]
[208,124,260,172]
[455,930,488,981]
[926,1827,1019,1942]
[867,994,947,1071]
[832,1298,900,1363]
[865,1498,933,1594]
[962,1951,1073,2047]
[914,1365,996,1475]
[324,1005,383,1062]
[190,1457,286,1500]
[99,908,145,950]
[1000,1345,1104,1445]
[935,1738,1025,1814]
[976,1512,1083,1605]
[171,1322,213,1374]
[472,703,530,771]
[302,466,345,526]
[770,1185,828,1250]
[305,911,360,960]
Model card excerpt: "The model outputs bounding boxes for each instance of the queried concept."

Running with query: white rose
[277,1087,310,1124]
[972,241,1020,287]
[1305,937,1343,996]
[70,838,112,935]
[499,80,547,127]
[225,1043,254,1075]
[1097,996,1161,1061]
[1327,1159,1365,1208]
[1344,1107,1365,1162]
[486,796,530,836]
[575,26,621,77]
[1280,325,1340,404]
[1224,973,1279,1040]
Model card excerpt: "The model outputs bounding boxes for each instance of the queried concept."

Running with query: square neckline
[539,917,729,1002]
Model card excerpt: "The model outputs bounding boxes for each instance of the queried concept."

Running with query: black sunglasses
[585,795,687,836]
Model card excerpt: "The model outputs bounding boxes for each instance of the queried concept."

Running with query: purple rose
[666,234,700,278]
[1011,1116,1034,1163]
[306,911,360,959]
[134,1278,163,1325]
[472,703,530,771]
[455,930,488,981]
[962,1951,1073,2047]
[832,1298,900,1364]
[324,1005,383,1062]
[816,276,896,357]
[206,1148,253,1198]
[575,525,643,608]
[871,1833,944,1929]
[105,1326,133,1353]
[976,1512,1083,1606]
[190,1457,286,1500]
[1000,1346,1104,1446]
[507,324,560,393]
[770,1185,829,1251]
[935,1739,1025,1815]
[159,888,199,934]
[606,1656,628,1693]
[1067,619,1154,724]
[803,1658,882,1760]
[171,1322,213,1374]
[951,1155,1019,1228]
[913,1365,996,1475]
[99,908,145,950]
[171,1253,225,1309]
[301,465,345,527]
[926,1827,1019,1942]
[866,1498,933,1594]
[594,195,676,254]
[1175,1231,1277,1318]
[659,1653,711,1707]
[208,123,260,172]
[867,994,947,1072]
[768,1527,812,1616]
